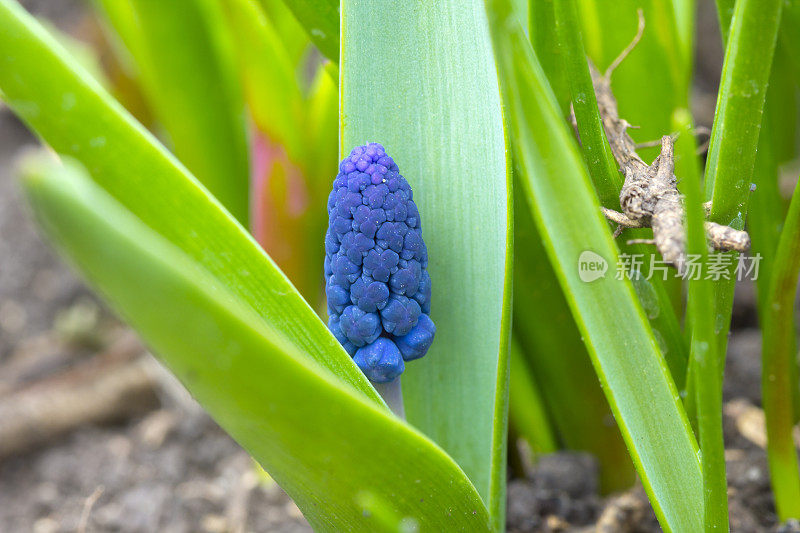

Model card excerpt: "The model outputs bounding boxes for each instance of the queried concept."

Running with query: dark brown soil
[506,326,800,533]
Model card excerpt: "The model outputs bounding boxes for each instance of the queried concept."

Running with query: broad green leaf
[100,0,250,224]
[513,191,635,493]
[38,18,109,89]
[341,1,512,527]
[0,0,378,403]
[21,155,492,532]
[280,0,339,62]
[484,1,703,531]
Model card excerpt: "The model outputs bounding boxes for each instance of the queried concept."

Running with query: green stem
[763,173,800,520]
[373,378,405,420]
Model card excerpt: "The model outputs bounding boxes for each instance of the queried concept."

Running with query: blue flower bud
[353,338,405,383]
[339,305,381,347]
[394,314,436,361]
[325,143,435,381]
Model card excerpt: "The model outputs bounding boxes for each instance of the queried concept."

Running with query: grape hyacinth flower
[325,143,436,384]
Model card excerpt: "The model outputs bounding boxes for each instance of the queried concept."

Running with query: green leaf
[91,0,144,76]
[21,154,492,532]
[508,337,558,456]
[529,0,570,116]
[222,0,303,156]
[749,43,800,424]
[757,31,800,517]
[552,0,621,208]
[749,45,796,314]
[280,0,339,62]
[781,0,800,83]
[715,0,735,43]
[484,1,703,530]
[513,191,635,493]
[340,1,512,527]
[256,0,311,64]
[671,0,695,68]
[703,0,783,362]
[763,172,800,520]
[222,0,338,302]
[0,0,377,404]
[676,108,728,531]
[705,0,782,222]
[99,0,250,224]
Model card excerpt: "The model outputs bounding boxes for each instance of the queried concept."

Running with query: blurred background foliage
[92,0,338,305]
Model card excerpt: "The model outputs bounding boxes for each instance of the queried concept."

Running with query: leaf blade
[341,0,512,526]
[279,0,339,62]
[0,0,379,403]
[21,155,492,532]
[484,2,703,530]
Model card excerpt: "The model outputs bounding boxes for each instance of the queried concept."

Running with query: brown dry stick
[590,62,750,274]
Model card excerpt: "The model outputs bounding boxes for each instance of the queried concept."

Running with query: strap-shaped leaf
[0,0,378,403]
[21,155,492,532]
[340,1,512,527]
[484,1,703,531]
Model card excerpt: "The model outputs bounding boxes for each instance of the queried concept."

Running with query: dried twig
[0,334,158,459]
[589,13,750,273]
[77,485,104,533]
